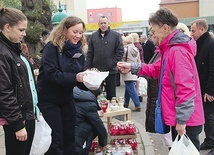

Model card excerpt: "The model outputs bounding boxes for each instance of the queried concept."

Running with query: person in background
[122,35,141,111]
[141,33,156,64]
[73,87,107,155]
[36,29,50,61]
[0,7,37,155]
[176,23,190,36]
[21,42,36,68]
[85,16,124,100]
[144,30,160,133]
[130,32,144,102]
[190,19,214,155]
[37,16,87,155]
[117,8,204,151]
[40,29,50,46]
[130,33,144,63]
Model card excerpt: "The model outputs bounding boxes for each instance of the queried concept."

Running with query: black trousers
[171,125,202,151]
[3,119,35,155]
[38,101,76,155]
[203,102,214,147]
[104,73,117,100]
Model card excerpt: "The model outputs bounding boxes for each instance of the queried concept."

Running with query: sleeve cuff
[131,62,141,75]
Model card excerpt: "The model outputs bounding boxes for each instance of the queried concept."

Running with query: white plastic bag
[162,131,173,148]
[30,116,52,155]
[136,77,147,96]
[83,70,109,90]
[168,134,200,155]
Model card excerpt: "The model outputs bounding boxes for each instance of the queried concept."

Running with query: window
[107,12,112,17]
[98,13,104,17]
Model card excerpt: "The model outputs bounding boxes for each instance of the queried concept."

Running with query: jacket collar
[98,27,110,37]
[0,32,22,55]
[196,31,210,44]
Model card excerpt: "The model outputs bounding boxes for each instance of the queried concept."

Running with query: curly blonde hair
[46,16,86,50]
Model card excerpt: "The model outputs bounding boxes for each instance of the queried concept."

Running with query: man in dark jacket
[191,19,214,153]
[85,16,124,100]
[141,33,156,64]
[73,87,107,155]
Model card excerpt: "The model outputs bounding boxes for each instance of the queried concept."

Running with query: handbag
[155,59,170,134]
[136,77,147,96]
[29,115,52,155]
[168,134,200,155]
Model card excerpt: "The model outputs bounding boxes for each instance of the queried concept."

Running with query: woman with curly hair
[37,16,87,155]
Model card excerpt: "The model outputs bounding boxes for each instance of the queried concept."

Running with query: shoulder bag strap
[125,46,128,62]
[157,58,167,107]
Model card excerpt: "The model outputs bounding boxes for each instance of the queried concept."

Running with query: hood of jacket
[126,44,139,58]
[73,87,97,103]
[158,30,196,57]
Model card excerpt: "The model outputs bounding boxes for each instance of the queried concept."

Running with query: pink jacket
[138,30,205,126]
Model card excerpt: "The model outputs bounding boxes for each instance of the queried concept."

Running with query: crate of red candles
[109,121,137,136]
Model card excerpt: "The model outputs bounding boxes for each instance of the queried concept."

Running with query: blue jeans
[124,81,141,107]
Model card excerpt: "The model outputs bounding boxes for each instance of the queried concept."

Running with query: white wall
[199,0,214,17]
[53,0,87,22]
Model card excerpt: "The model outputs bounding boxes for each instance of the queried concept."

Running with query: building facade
[87,7,122,23]
[160,0,214,31]
[160,0,199,18]
[51,0,214,36]
[52,0,87,23]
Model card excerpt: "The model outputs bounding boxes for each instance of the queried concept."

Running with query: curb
[132,120,155,155]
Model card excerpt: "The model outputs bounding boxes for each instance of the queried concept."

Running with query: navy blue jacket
[37,42,85,104]
[73,87,107,155]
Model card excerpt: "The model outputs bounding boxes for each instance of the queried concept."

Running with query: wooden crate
[109,134,137,140]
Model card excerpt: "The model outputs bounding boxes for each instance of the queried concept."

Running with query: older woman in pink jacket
[117,8,204,151]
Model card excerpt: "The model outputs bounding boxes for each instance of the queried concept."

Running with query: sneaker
[132,107,141,112]
[200,142,214,150]
[207,149,214,155]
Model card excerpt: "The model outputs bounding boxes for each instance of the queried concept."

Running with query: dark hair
[98,16,109,22]
[148,8,178,27]
[99,15,108,19]
[41,29,50,37]
[0,7,27,30]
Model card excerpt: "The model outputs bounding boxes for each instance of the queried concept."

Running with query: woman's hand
[117,62,131,74]
[204,93,214,102]
[76,72,86,82]
[176,123,186,135]
[15,128,27,141]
